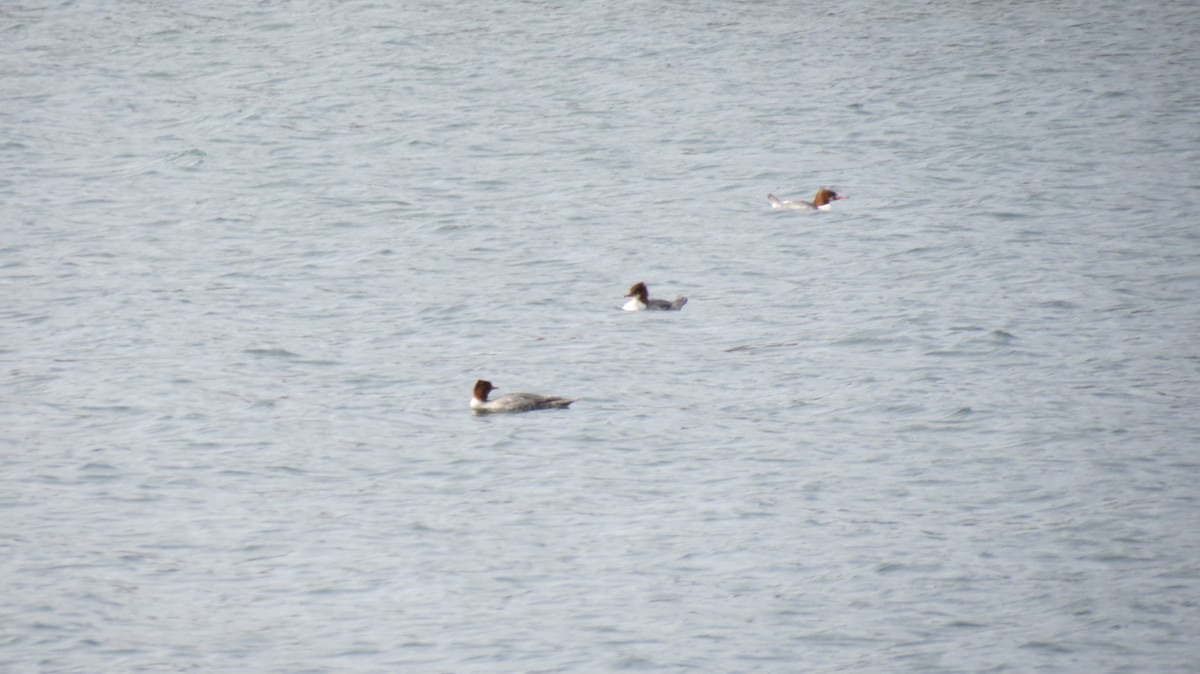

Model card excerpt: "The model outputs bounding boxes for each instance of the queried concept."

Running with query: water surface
[2,1,1198,672]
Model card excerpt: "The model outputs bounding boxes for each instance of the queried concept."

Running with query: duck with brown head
[767,187,847,211]
[623,282,688,311]
[470,379,576,413]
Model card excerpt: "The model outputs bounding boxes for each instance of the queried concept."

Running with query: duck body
[767,188,847,211]
[623,282,687,311]
[470,379,575,413]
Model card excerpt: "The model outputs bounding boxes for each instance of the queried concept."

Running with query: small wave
[243,347,299,359]
[724,340,799,353]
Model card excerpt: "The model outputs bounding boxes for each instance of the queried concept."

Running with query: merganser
[767,188,847,211]
[470,379,576,413]
[623,282,688,311]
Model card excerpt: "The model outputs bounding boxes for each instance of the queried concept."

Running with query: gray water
[3,1,1199,672]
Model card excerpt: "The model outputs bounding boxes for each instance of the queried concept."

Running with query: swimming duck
[767,188,847,211]
[623,282,688,311]
[470,379,576,413]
